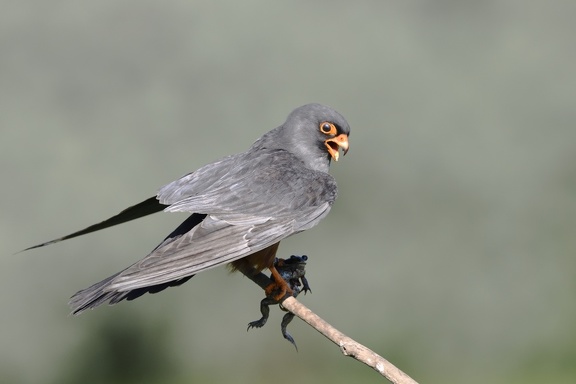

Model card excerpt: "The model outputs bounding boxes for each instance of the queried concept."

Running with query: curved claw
[264,276,293,301]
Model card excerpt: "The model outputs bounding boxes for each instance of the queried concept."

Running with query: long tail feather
[68,213,206,314]
[20,196,166,252]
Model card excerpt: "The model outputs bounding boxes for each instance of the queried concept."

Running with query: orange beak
[324,133,349,162]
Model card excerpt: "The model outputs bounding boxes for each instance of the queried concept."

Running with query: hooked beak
[324,133,349,162]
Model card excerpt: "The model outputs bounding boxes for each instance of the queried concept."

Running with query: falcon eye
[319,122,337,135]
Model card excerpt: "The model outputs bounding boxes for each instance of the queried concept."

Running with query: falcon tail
[19,196,166,252]
[69,274,194,315]
[68,213,206,315]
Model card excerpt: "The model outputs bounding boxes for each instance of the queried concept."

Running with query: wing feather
[95,149,338,293]
[108,214,298,291]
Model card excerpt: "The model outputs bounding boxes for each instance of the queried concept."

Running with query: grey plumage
[24,103,350,314]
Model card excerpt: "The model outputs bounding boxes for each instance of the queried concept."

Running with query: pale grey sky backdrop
[1,2,575,384]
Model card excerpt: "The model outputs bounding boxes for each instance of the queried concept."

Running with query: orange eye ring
[319,122,337,135]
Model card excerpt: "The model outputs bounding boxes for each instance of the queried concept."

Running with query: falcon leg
[265,265,293,301]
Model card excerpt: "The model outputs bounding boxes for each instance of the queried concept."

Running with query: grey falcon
[23,103,350,315]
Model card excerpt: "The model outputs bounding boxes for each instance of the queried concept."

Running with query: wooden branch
[235,264,419,384]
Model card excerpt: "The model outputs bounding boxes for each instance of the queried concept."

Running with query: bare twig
[235,264,419,384]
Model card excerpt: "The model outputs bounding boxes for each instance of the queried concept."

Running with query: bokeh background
[1,1,575,383]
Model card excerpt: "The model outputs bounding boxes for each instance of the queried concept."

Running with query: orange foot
[265,265,294,301]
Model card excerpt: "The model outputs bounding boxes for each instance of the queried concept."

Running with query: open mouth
[324,134,349,162]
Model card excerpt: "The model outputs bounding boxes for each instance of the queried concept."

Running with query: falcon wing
[20,153,244,253]
[107,149,338,292]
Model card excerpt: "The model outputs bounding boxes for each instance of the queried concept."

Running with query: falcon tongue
[324,134,349,162]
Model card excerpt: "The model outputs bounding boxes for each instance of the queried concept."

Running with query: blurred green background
[1,1,575,383]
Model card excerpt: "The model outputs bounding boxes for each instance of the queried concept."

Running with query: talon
[264,280,293,301]
[266,265,294,300]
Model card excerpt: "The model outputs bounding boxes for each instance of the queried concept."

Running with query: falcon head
[272,103,350,172]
